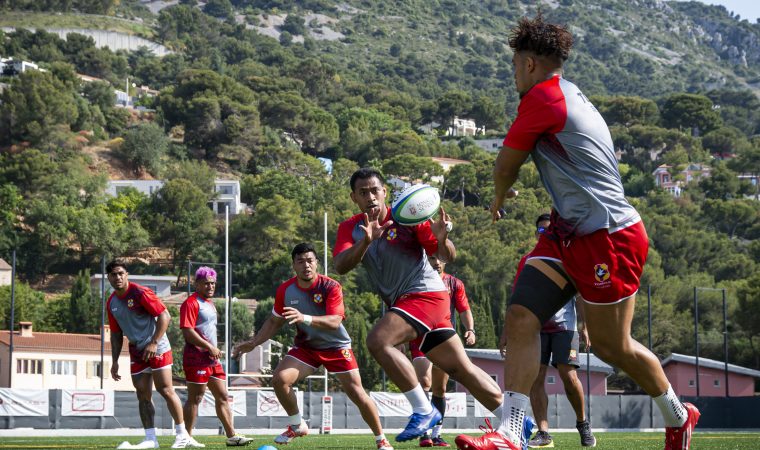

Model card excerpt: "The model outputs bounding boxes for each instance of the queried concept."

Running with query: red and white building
[662,353,760,397]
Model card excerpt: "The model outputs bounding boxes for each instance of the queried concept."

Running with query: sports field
[0,432,755,449]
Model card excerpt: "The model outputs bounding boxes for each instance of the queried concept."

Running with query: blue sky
[685,0,760,22]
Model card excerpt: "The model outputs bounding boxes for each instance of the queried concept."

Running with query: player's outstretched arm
[232,315,286,357]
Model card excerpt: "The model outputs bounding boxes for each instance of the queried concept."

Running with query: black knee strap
[509,264,577,326]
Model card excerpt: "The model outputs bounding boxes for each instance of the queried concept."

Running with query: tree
[470,96,504,130]
[0,70,79,145]
[203,0,233,19]
[701,126,751,157]
[146,179,217,271]
[281,14,306,35]
[591,95,660,127]
[81,81,115,113]
[444,163,477,205]
[436,90,472,125]
[660,93,722,135]
[382,154,443,182]
[119,123,170,176]
[68,269,99,334]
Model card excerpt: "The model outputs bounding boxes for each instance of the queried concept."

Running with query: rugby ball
[391,184,441,226]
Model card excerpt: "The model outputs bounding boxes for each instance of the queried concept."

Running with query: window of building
[714,379,720,387]
[547,375,556,385]
[17,359,43,374]
[688,379,695,387]
[86,361,110,379]
[51,360,76,375]
[217,185,233,195]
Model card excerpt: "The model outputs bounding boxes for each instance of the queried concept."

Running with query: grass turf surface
[0,432,756,449]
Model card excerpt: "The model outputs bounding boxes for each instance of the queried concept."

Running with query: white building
[0,57,41,76]
[0,258,10,286]
[430,156,471,185]
[447,117,482,137]
[106,179,247,214]
[473,138,505,153]
[0,322,133,390]
[90,274,177,298]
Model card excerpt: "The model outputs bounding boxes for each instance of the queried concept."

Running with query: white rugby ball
[391,184,441,226]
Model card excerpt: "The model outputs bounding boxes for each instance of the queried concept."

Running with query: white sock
[653,385,687,427]
[145,428,157,441]
[288,412,302,426]
[175,422,187,436]
[491,404,504,421]
[404,385,434,415]
[432,424,442,438]
[375,434,386,442]
[496,391,529,446]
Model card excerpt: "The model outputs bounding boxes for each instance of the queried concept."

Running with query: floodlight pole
[324,211,329,396]
[225,205,230,389]
[100,255,106,389]
[722,289,728,397]
[693,287,700,397]
[8,250,16,387]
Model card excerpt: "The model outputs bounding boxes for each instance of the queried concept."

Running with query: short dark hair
[509,13,573,63]
[536,213,551,227]
[106,259,128,274]
[291,242,318,261]
[350,168,385,191]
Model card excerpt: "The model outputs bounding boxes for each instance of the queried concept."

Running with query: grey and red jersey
[273,274,351,351]
[442,273,470,328]
[333,207,446,306]
[504,75,640,237]
[107,282,171,354]
[180,293,219,366]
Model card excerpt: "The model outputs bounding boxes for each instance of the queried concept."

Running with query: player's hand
[490,189,518,223]
[142,341,158,361]
[283,307,305,325]
[110,361,121,381]
[579,324,591,350]
[232,339,256,358]
[360,210,393,244]
[208,347,222,359]
[464,330,476,346]
[430,207,452,241]
[499,328,508,358]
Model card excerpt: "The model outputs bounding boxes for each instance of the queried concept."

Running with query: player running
[334,168,503,443]
[232,243,393,450]
[106,259,191,449]
[455,13,699,450]
[413,254,476,448]
[180,266,252,447]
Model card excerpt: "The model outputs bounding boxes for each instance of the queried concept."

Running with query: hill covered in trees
[1,0,760,390]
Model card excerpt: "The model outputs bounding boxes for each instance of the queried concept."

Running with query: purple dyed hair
[195,266,217,281]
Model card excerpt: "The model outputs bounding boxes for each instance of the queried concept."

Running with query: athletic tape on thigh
[509,264,577,325]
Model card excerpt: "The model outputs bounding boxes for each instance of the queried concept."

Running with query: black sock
[431,395,446,425]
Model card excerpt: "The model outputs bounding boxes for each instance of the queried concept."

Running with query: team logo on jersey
[313,293,323,304]
[386,228,397,241]
[127,298,134,308]
[341,349,352,361]
[593,263,610,283]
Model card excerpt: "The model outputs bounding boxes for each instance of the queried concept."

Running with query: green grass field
[0,432,756,450]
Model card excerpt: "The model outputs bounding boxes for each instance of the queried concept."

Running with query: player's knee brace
[509,262,577,325]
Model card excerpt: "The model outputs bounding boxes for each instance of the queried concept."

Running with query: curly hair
[508,13,573,62]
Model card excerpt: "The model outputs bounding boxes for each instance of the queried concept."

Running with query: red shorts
[129,346,173,376]
[560,221,648,304]
[286,347,359,373]
[391,291,452,333]
[528,232,562,261]
[409,341,426,360]
[184,362,226,384]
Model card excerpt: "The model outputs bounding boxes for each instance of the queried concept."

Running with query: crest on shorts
[386,228,397,241]
[341,349,352,361]
[569,349,577,359]
[594,263,610,282]
[313,293,323,304]
[127,298,134,308]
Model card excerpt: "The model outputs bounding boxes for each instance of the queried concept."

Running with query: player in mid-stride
[455,13,699,450]
[334,168,503,443]
[180,266,252,447]
[232,243,394,450]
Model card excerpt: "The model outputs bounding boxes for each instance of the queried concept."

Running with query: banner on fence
[199,390,247,417]
[62,390,114,416]
[256,390,303,417]
[370,392,467,417]
[473,399,496,418]
[0,388,48,417]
